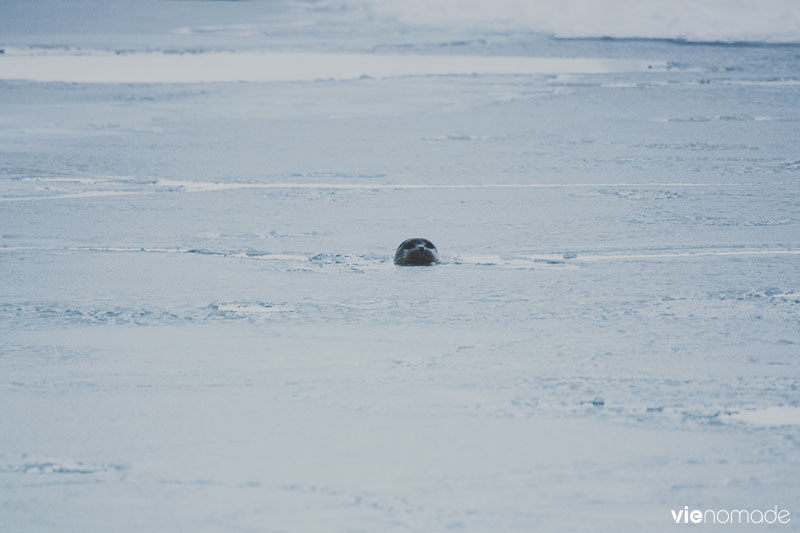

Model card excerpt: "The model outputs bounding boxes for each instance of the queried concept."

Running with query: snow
[728,407,800,426]
[364,0,800,43]
[1,0,799,531]
[0,52,664,84]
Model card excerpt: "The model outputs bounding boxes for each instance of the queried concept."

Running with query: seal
[394,238,439,266]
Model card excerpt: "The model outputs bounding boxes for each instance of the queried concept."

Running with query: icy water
[1,1,800,531]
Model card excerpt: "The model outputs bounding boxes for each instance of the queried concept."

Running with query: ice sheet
[1,1,799,531]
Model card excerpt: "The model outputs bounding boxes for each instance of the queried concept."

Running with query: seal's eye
[424,241,434,248]
[403,241,416,250]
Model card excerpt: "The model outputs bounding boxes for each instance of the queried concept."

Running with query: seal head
[394,238,439,266]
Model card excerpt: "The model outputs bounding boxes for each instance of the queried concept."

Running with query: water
[1,1,799,531]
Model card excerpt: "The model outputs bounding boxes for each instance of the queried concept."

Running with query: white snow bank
[157,180,729,193]
[728,407,800,426]
[0,51,664,83]
[359,0,800,43]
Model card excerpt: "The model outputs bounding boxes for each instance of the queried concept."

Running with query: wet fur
[394,238,439,266]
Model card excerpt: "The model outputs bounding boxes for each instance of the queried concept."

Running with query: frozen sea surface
[1,1,799,531]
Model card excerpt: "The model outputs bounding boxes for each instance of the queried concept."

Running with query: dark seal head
[394,238,439,266]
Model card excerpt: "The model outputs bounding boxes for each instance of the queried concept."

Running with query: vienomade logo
[671,506,791,525]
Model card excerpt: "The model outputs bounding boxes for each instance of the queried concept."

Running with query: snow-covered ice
[1,0,799,531]
[0,51,664,83]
